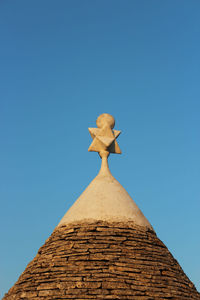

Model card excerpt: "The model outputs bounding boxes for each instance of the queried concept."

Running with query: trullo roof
[4,114,200,300]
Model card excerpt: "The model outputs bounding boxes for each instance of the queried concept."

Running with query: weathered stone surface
[3,221,200,299]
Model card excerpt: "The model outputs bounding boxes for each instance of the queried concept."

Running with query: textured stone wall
[4,221,200,299]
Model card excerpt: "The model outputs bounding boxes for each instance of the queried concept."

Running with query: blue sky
[0,0,200,297]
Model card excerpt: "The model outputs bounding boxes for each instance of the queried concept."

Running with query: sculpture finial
[88,113,121,158]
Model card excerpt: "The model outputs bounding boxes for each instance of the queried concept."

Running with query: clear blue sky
[0,1,200,297]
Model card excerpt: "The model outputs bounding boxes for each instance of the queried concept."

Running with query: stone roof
[4,114,200,299]
[4,221,200,299]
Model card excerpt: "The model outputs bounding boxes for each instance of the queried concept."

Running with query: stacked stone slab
[4,114,200,299]
[4,221,200,299]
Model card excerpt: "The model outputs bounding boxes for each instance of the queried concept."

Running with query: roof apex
[58,114,152,230]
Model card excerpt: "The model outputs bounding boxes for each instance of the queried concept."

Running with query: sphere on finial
[96,113,115,129]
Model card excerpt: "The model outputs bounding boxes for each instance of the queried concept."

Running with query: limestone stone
[3,222,200,299]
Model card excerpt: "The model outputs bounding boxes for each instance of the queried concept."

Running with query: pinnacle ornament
[88,113,121,157]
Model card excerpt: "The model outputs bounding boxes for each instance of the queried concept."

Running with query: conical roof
[4,114,200,300]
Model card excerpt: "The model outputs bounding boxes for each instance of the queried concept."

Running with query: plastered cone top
[58,114,152,230]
